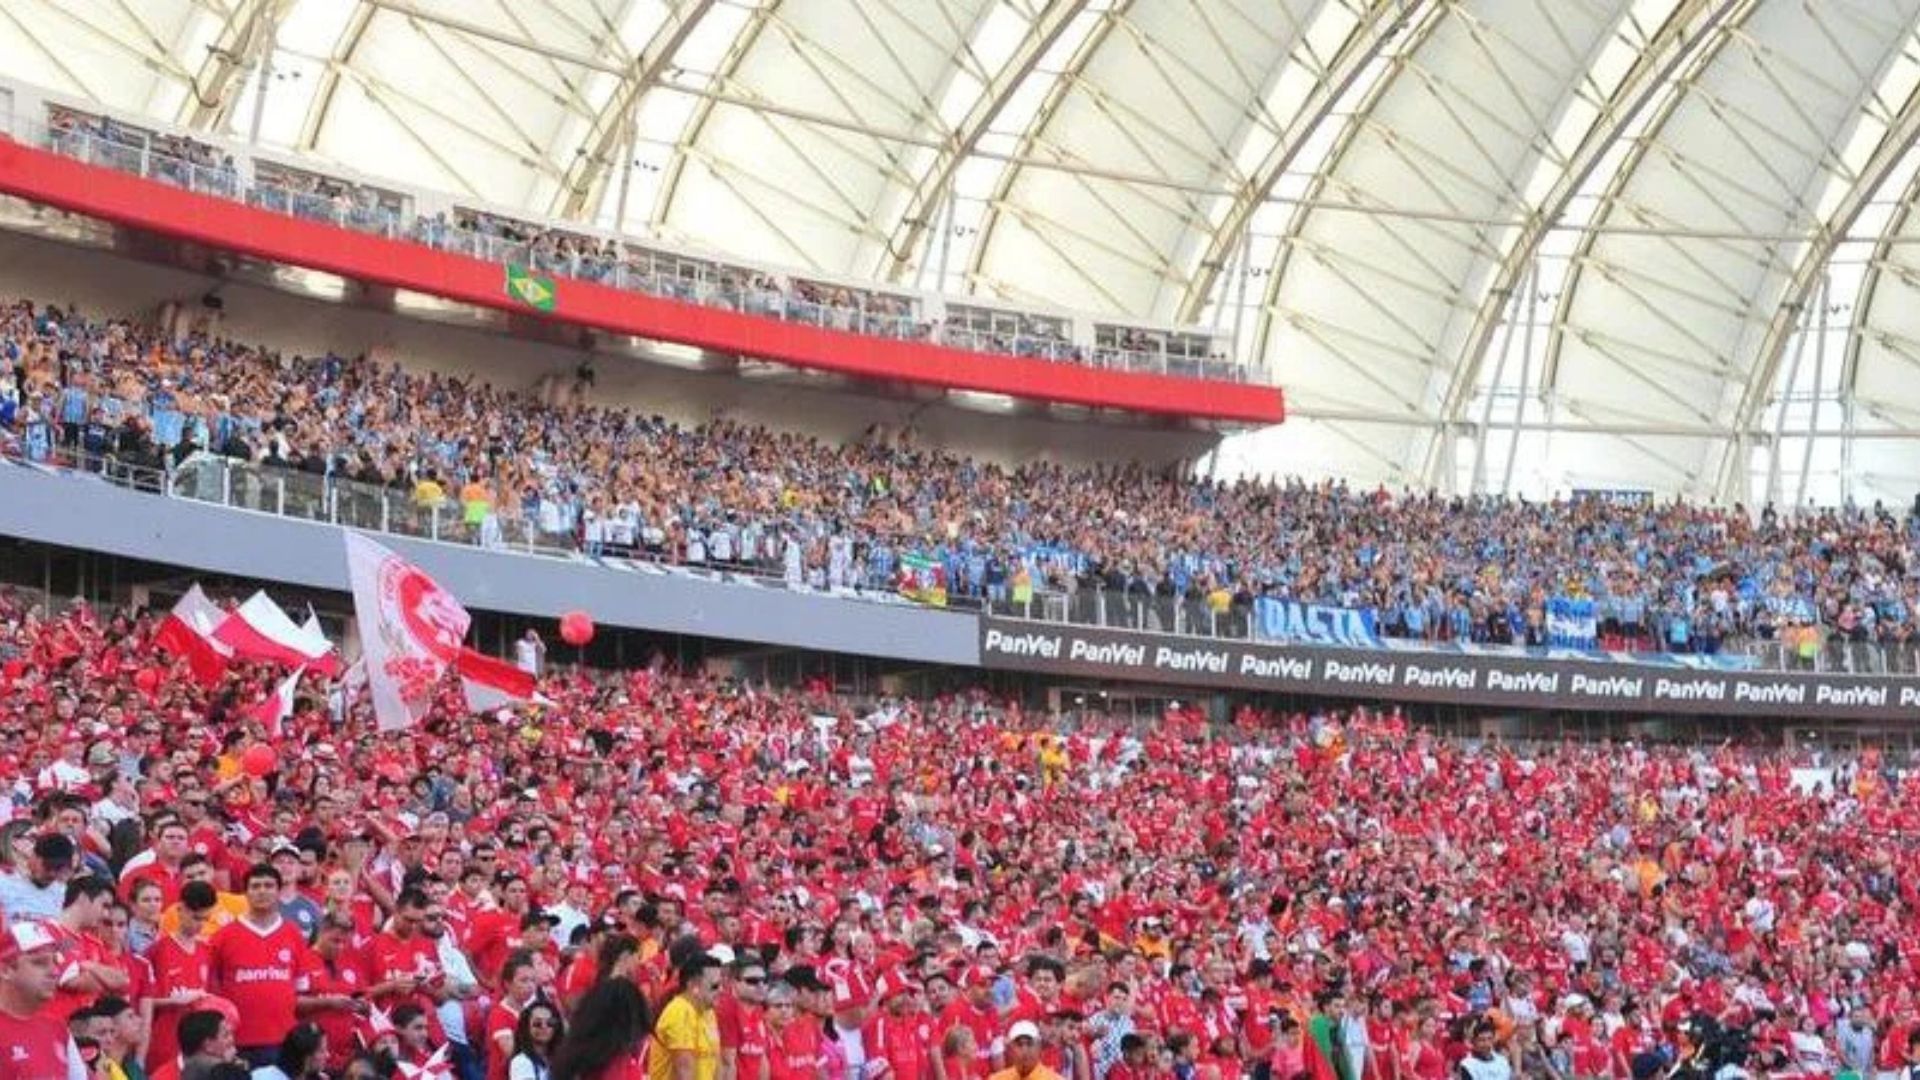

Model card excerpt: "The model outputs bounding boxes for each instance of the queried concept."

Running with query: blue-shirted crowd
[2,298,1916,659]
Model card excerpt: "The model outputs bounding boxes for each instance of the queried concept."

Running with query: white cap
[708,944,737,966]
[1007,1021,1041,1043]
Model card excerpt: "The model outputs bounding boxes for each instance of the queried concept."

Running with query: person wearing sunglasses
[510,1001,566,1080]
[487,951,545,1080]
[721,958,772,1080]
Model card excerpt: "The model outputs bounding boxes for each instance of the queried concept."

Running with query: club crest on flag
[345,532,471,731]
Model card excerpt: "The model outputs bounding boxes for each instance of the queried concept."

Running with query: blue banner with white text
[1546,596,1599,649]
[1254,598,1381,647]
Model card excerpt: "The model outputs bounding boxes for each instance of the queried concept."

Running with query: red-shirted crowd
[1,591,1919,1080]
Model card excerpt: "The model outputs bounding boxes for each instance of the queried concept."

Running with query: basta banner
[978,616,1920,721]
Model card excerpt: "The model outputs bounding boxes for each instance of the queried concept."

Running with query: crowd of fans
[0,591,1919,1080]
[2,297,1917,660]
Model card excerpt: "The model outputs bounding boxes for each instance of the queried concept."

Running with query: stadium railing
[24,116,1248,384]
[7,438,1909,679]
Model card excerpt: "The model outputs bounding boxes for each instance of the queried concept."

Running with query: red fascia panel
[0,137,1284,425]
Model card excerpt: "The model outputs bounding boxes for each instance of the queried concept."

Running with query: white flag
[343,532,470,732]
[247,666,304,737]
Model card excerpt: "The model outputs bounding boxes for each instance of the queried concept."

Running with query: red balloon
[559,610,595,647]
[133,668,162,695]
[240,743,277,778]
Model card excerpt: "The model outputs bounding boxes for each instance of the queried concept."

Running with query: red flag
[154,585,232,686]
[213,591,340,676]
[454,647,538,713]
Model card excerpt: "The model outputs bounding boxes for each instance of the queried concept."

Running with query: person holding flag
[1306,993,1349,1080]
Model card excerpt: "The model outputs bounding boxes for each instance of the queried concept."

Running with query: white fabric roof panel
[6,0,1920,502]
[1262,0,1622,442]
[1550,0,1920,494]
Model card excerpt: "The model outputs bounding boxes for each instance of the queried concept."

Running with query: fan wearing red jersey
[718,956,774,1080]
[871,978,936,1080]
[145,881,218,1074]
[486,952,544,1080]
[368,887,449,1044]
[46,875,129,1025]
[0,920,86,1080]
[208,863,310,1068]
[295,912,372,1073]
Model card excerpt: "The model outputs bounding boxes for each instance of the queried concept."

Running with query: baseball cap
[1007,1021,1041,1044]
[0,921,59,964]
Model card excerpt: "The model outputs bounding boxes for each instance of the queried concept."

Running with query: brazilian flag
[505,264,557,312]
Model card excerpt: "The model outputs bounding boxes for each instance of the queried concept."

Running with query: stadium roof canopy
[7,0,1920,506]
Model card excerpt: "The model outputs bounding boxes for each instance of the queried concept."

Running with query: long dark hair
[550,978,653,1080]
[515,999,567,1068]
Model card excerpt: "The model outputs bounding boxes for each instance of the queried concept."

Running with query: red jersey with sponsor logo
[368,930,445,1038]
[771,1022,825,1080]
[734,1007,772,1080]
[145,932,212,1072]
[296,947,370,1071]
[871,1013,933,1080]
[0,1005,77,1080]
[209,915,308,1048]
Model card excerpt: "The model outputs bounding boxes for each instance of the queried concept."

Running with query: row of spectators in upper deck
[937,308,1082,363]
[1,296,1916,661]
[35,104,1233,382]
[244,160,409,236]
[44,106,239,198]
[420,208,932,340]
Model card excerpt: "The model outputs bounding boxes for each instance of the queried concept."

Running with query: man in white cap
[988,1021,1063,1080]
[0,920,87,1079]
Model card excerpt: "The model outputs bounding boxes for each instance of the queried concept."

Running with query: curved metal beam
[297,0,377,151]
[1173,0,1417,323]
[650,0,786,229]
[1827,127,1920,444]
[875,0,1094,283]
[962,0,1136,292]
[1417,0,1737,486]
[1528,0,1762,453]
[177,0,280,132]
[551,0,723,221]
[1241,0,1449,406]
[1713,60,1920,500]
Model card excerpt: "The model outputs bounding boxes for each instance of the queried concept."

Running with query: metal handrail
[27,119,1251,383]
[7,437,1908,676]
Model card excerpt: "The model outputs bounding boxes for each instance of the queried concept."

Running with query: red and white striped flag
[154,585,233,686]
[247,666,304,737]
[344,532,470,732]
[454,647,543,713]
[214,592,341,676]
